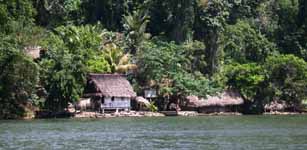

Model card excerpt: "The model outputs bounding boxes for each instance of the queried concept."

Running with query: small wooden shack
[84,74,136,113]
[185,90,244,113]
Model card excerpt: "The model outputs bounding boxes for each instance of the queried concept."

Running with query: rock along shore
[32,110,307,119]
[74,111,165,118]
[73,111,243,118]
[264,112,307,115]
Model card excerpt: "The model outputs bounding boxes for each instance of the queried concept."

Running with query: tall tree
[194,0,230,75]
[39,25,102,111]
[0,43,39,119]
[33,0,83,27]
[168,0,195,43]
[147,0,195,43]
[123,8,150,54]
[223,20,276,64]
[0,0,36,33]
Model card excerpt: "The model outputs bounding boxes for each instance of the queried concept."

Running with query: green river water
[1,115,307,150]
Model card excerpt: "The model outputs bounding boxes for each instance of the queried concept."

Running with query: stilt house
[84,74,136,112]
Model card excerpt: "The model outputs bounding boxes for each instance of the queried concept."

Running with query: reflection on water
[1,116,307,150]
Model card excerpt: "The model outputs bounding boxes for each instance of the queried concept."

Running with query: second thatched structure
[184,90,244,113]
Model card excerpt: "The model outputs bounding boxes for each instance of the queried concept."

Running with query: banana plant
[102,43,137,74]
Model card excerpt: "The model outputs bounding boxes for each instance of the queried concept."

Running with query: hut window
[111,97,115,101]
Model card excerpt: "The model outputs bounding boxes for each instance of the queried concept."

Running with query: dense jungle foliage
[1,0,307,118]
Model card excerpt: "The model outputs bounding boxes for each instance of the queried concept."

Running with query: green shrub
[264,54,307,106]
[137,39,219,107]
[225,63,265,101]
[0,47,39,119]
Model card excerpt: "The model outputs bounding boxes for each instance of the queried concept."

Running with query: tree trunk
[204,31,219,75]
[170,0,195,43]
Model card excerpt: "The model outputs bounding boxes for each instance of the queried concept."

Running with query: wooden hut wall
[102,97,131,109]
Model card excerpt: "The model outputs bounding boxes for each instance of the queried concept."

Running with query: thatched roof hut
[85,74,136,98]
[202,90,243,107]
[84,74,137,112]
[185,90,243,113]
[186,90,243,108]
[186,95,204,108]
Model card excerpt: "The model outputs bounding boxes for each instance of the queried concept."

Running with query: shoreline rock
[198,112,242,116]
[73,111,245,118]
[177,111,199,116]
[74,111,165,118]
[264,111,307,115]
[25,110,307,120]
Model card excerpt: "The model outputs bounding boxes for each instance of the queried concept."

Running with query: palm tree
[123,8,150,55]
[102,43,137,74]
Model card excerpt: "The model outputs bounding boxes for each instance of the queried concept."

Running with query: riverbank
[19,110,307,120]
[73,111,244,118]
[74,111,165,118]
[74,111,307,118]
[264,111,307,115]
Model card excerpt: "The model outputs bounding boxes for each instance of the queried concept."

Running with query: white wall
[101,97,131,109]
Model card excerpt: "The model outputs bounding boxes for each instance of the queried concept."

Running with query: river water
[1,116,307,150]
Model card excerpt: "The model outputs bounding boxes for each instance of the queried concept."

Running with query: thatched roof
[186,90,244,107]
[24,46,41,59]
[264,101,287,111]
[186,95,204,107]
[135,96,150,106]
[88,74,136,98]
